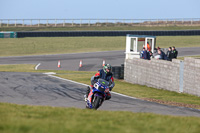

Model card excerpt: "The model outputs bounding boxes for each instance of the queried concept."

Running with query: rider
[84,64,115,101]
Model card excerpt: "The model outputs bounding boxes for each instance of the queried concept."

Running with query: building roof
[126,34,156,38]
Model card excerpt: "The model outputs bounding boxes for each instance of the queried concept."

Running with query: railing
[0,18,200,27]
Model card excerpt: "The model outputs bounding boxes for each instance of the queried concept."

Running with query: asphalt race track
[0,72,200,117]
[0,48,200,116]
[0,47,200,71]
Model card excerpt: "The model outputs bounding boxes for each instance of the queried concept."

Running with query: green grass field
[178,55,200,60]
[0,36,200,57]
[0,102,200,133]
[1,26,200,31]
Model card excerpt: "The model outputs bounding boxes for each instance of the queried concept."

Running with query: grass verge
[56,71,200,109]
[0,36,200,57]
[0,102,200,133]
[0,64,200,109]
[178,55,200,60]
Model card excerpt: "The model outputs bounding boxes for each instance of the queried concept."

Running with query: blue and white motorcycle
[85,78,110,110]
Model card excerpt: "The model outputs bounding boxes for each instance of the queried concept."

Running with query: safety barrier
[16,30,200,38]
[112,64,124,79]
[124,57,200,97]
[0,31,17,38]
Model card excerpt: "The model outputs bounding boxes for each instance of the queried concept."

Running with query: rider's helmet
[103,64,112,74]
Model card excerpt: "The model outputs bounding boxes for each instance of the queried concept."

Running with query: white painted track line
[35,63,41,70]
[47,74,138,100]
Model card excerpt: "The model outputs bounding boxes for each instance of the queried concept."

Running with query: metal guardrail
[0,18,200,27]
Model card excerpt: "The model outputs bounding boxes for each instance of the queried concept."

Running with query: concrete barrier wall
[124,57,200,97]
[183,57,200,96]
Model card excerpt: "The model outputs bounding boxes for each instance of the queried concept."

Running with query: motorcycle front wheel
[92,96,102,110]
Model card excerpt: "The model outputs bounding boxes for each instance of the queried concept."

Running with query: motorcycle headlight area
[94,83,104,92]
[94,84,99,89]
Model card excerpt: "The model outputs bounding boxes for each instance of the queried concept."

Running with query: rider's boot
[84,95,88,102]
[84,85,93,101]
[105,92,111,100]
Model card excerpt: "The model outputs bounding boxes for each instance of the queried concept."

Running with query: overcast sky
[0,0,200,19]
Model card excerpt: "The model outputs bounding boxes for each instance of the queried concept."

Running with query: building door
[145,38,155,53]
[130,38,137,52]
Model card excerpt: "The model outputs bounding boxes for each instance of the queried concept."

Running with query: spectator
[146,42,151,52]
[154,46,161,57]
[155,49,166,60]
[144,42,151,52]
[166,47,173,61]
[141,47,150,60]
[172,46,178,58]
[140,47,145,58]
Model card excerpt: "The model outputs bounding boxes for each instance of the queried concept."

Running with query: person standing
[140,47,145,59]
[166,47,173,61]
[141,47,150,60]
[172,46,178,58]
[146,42,151,52]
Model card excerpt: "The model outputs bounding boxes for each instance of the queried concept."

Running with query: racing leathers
[85,69,115,100]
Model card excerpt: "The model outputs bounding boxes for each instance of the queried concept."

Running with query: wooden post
[72,19,74,26]
[38,19,40,27]
[97,19,99,26]
[63,19,65,27]
[7,20,9,27]
[15,20,17,27]
[88,19,90,26]
[23,19,24,27]
[47,20,48,26]
[55,19,57,27]
[80,19,82,27]
[106,19,108,26]
[148,19,151,26]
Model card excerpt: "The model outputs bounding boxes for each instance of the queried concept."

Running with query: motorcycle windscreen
[98,79,109,86]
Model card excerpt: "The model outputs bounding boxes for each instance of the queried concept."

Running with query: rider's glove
[94,76,99,80]
[109,82,115,91]
[109,87,112,91]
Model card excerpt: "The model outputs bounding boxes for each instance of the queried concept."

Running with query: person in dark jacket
[166,47,173,61]
[172,46,178,58]
[141,47,150,60]
[84,64,115,101]
[140,47,145,59]
[157,49,166,60]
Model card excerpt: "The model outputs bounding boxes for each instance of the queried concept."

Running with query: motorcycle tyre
[92,96,102,110]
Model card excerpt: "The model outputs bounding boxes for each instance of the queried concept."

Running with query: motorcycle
[85,78,110,110]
